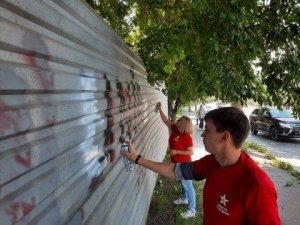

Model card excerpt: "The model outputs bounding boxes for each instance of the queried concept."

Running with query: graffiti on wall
[0,1,168,224]
[89,70,144,191]
[0,32,58,224]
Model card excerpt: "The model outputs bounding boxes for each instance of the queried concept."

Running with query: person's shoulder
[192,154,216,176]
[194,154,215,166]
[241,152,275,188]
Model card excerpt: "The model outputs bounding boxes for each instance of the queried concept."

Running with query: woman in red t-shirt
[155,102,196,219]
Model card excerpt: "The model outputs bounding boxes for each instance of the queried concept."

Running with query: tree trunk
[194,102,197,113]
[171,107,178,123]
[188,103,191,112]
[168,96,181,123]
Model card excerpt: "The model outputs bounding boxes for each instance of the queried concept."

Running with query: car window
[270,109,293,118]
[252,109,261,115]
[258,108,265,116]
[262,109,270,117]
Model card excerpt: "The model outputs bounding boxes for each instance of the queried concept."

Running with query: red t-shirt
[169,124,193,163]
[192,151,281,225]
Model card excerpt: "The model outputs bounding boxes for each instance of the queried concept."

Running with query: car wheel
[271,127,280,140]
[250,123,258,135]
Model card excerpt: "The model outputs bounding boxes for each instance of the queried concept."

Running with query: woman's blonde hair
[176,116,193,135]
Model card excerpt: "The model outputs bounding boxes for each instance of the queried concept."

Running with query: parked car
[249,107,300,140]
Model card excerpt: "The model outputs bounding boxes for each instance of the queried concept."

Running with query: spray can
[155,102,161,113]
[121,143,135,172]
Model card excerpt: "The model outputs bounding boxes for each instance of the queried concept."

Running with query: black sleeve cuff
[175,162,204,181]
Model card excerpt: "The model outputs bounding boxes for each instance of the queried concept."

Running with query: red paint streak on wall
[104,131,115,148]
[0,99,32,168]
[80,208,85,219]
[104,79,115,150]
[123,88,131,105]
[5,197,36,225]
[25,55,54,90]
[21,198,36,215]
[0,100,19,132]
[106,114,114,127]
[106,150,116,163]
[105,91,114,109]
[46,118,55,125]
[120,89,127,101]
[89,172,104,190]
[14,151,31,168]
[24,51,56,126]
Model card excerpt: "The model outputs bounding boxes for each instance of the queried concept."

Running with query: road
[247,133,300,172]
[243,105,300,172]
[186,105,300,172]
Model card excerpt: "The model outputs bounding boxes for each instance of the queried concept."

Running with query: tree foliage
[86,0,300,118]
[257,0,300,116]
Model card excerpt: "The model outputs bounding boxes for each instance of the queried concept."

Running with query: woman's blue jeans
[181,179,196,212]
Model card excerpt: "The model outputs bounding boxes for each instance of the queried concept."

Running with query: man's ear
[222,131,230,142]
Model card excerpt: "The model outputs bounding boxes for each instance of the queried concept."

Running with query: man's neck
[215,147,241,167]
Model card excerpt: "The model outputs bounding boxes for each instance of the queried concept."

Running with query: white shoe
[181,209,196,219]
[173,198,188,205]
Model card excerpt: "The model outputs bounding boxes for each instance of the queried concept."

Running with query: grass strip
[243,141,300,184]
[146,153,204,225]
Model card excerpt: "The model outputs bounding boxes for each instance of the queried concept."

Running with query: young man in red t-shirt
[123,107,281,225]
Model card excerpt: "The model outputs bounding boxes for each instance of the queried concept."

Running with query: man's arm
[123,142,175,179]
[136,158,176,179]
[245,184,281,225]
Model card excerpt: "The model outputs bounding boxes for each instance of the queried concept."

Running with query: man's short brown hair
[204,107,250,148]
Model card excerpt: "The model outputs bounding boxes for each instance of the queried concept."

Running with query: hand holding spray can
[120,137,135,172]
[155,102,161,113]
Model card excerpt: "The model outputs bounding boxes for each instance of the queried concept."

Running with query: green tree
[257,0,300,116]
[86,0,300,119]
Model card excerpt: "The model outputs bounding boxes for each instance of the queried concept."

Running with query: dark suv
[249,107,300,140]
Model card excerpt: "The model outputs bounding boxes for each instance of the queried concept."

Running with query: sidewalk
[247,149,300,225]
[184,110,300,225]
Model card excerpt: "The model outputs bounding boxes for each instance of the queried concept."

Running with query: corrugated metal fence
[0,0,169,224]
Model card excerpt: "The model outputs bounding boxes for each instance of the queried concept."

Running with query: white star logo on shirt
[220,194,229,207]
